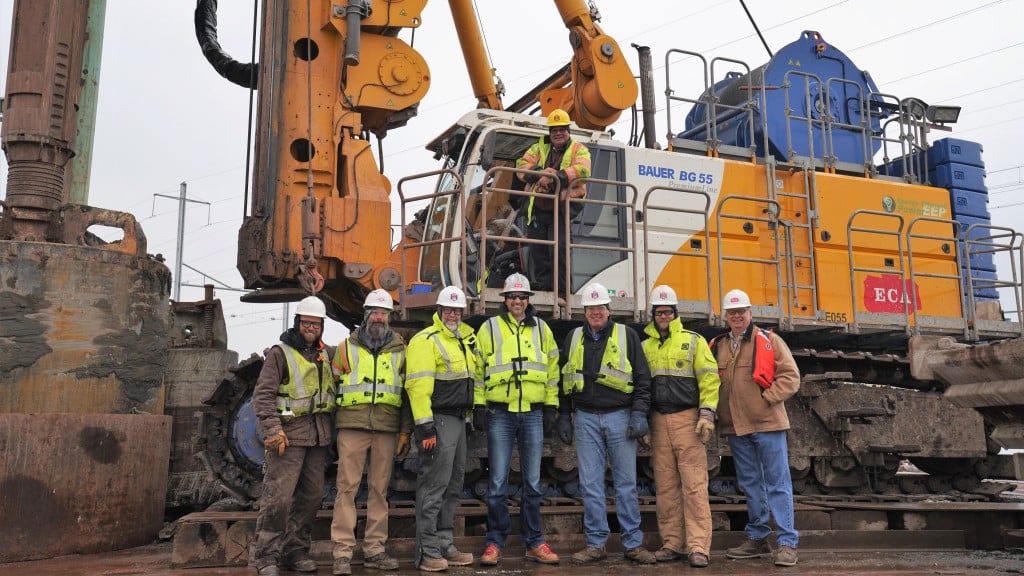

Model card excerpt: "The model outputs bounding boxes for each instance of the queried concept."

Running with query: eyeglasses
[439,306,463,315]
[725,308,750,316]
[549,127,569,134]
[505,294,529,301]
[299,320,321,328]
[653,309,675,317]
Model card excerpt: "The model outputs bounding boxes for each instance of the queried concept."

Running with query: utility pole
[154,182,210,301]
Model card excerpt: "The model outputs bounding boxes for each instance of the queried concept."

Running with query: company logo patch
[591,290,600,299]
[450,292,459,301]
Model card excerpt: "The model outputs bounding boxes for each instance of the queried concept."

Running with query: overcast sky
[2,0,1023,356]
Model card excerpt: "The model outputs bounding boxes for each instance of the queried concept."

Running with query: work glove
[416,424,437,455]
[543,406,558,437]
[473,406,487,432]
[695,407,717,444]
[626,411,650,439]
[263,428,289,456]
[395,432,411,459]
[522,165,541,184]
[555,413,573,445]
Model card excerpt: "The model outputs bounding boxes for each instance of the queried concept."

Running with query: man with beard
[405,286,479,571]
[474,274,560,566]
[515,108,591,295]
[329,289,411,575]
[251,296,336,576]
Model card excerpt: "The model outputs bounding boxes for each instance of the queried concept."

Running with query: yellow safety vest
[478,314,558,410]
[276,343,335,416]
[561,323,633,394]
[333,339,404,408]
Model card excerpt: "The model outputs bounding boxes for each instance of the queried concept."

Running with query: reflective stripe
[276,343,335,415]
[429,333,471,380]
[561,324,633,394]
[335,339,404,408]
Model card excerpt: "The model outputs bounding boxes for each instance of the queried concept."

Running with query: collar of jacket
[584,319,613,341]
[431,312,473,339]
[352,325,405,353]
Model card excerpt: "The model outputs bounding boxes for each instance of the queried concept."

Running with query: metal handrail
[906,216,968,339]
[714,194,784,327]
[846,210,910,335]
[640,186,713,324]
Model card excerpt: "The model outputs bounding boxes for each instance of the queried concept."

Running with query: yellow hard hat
[547,109,571,128]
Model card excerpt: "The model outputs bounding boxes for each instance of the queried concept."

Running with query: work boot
[416,555,448,572]
[654,547,683,562]
[726,537,773,559]
[623,546,656,565]
[443,547,473,566]
[331,557,352,576]
[364,552,399,570]
[688,551,710,568]
[571,546,607,564]
[774,546,798,567]
[480,544,502,566]
[257,565,280,576]
[524,543,559,564]
[282,552,317,572]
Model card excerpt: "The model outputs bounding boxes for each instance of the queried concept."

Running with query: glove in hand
[264,428,289,456]
[543,406,558,436]
[695,408,716,444]
[417,424,437,455]
[395,432,411,459]
[626,411,650,439]
[473,406,487,432]
[555,413,573,445]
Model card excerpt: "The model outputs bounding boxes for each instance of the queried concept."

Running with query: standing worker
[556,282,656,565]
[713,289,801,567]
[515,108,591,296]
[641,285,720,568]
[474,274,561,566]
[251,296,336,576]
[405,286,479,572]
[329,289,411,576]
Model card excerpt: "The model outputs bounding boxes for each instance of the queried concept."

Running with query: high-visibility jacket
[332,336,405,408]
[642,317,720,413]
[475,310,559,411]
[562,323,633,394]
[516,137,591,224]
[275,342,335,416]
[711,326,776,390]
[406,313,480,426]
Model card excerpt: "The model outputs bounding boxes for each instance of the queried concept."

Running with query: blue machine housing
[682,31,883,165]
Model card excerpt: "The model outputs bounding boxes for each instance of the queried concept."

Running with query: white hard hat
[500,273,533,296]
[363,288,394,311]
[650,285,678,306]
[437,285,468,308]
[722,289,752,310]
[295,295,327,318]
[580,282,611,306]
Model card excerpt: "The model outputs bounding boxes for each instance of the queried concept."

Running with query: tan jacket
[713,326,800,436]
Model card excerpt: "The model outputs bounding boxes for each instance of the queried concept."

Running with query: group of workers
[249,273,802,576]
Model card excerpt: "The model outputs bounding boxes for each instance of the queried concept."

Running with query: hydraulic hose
[194,0,257,88]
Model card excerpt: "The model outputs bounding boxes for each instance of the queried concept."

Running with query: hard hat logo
[591,290,599,299]
[450,292,458,301]
[547,108,571,127]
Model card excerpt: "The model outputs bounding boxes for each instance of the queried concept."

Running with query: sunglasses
[505,294,529,301]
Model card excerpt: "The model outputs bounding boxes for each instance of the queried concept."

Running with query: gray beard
[443,319,460,332]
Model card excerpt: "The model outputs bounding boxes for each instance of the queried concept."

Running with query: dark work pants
[526,213,569,295]
[252,444,328,568]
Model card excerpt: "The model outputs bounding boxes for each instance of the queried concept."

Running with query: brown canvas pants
[330,429,398,560]
[651,409,712,555]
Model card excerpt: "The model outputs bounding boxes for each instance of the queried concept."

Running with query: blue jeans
[574,408,643,549]
[728,430,799,548]
[485,406,545,550]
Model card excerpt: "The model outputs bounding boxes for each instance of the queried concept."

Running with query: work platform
[169,497,1024,569]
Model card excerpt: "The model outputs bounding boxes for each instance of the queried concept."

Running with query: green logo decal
[882,196,896,213]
